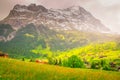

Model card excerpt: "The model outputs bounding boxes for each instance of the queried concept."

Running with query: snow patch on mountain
[0,4,110,33]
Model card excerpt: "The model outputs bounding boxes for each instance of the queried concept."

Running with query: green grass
[0,58,120,80]
[56,42,120,61]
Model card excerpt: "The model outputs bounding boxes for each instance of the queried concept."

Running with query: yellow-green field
[0,58,120,80]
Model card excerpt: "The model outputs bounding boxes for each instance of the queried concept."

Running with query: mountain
[0,4,113,58]
[0,4,110,40]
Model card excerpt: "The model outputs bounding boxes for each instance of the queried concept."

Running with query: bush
[67,55,84,68]
[91,60,101,69]
[58,58,62,66]
[29,58,35,62]
[62,59,68,67]
[48,57,55,65]
[113,59,120,66]
[48,57,60,65]
[101,59,111,70]
[102,65,111,71]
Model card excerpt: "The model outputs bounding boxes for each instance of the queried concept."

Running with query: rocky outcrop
[0,4,110,41]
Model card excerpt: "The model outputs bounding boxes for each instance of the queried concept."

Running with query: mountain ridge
[1,4,110,32]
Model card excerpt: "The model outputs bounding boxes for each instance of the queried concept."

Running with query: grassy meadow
[0,58,120,80]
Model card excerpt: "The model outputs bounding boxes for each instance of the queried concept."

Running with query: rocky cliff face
[1,4,110,31]
[0,4,110,41]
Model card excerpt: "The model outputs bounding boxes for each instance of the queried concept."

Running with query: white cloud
[98,0,119,6]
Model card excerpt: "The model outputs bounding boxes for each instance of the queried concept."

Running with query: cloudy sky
[0,0,120,33]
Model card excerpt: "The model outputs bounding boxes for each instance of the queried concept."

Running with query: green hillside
[48,42,120,71]
[0,24,117,58]
[0,58,120,80]
[57,42,120,60]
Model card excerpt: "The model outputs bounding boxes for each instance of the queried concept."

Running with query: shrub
[91,60,101,69]
[113,59,120,66]
[102,65,111,71]
[101,59,111,70]
[22,58,25,61]
[62,59,68,67]
[67,55,84,68]
[29,58,35,62]
[58,58,62,66]
[48,57,55,65]
[54,58,58,65]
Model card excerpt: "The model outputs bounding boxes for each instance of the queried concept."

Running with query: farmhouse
[36,59,48,64]
[0,53,9,58]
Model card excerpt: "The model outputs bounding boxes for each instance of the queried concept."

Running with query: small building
[36,59,48,64]
[0,53,9,58]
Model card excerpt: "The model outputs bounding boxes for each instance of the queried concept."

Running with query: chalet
[36,59,48,64]
[36,60,42,63]
[0,53,9,58]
